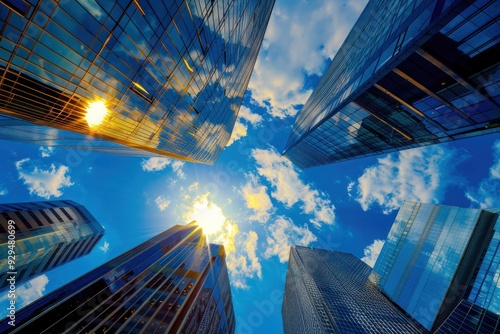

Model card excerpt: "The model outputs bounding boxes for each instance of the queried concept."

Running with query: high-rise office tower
[0,0,274,164]
[282,246,428,333]
[284,0,500,168]
[374,202,500,332]
[0,223,235,333]
[0,200,104,289]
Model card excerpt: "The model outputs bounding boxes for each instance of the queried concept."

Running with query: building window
[1,0,30,17]
[59,207,73,221]
[49,208,64,223]
[131,82,154,104]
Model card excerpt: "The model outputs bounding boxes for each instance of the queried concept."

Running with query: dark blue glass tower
[284,0,500,168]
[282,246,428,333]
[374,202,500,332]
[0,200,104,289]
[0,0,274,164]
[0,223,235,333]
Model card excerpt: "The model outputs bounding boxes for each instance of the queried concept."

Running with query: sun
[184,194,226,235]
[85,100,108,127]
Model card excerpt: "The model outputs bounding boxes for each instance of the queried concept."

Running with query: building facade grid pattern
[0,0,274,164]
[284,0,500,168]
[282,246,428,334]
[435,299,500,334]
[374,201,500,331]
[0,223,235,334]
[0,200,104,289]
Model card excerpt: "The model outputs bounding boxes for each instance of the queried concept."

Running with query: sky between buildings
[1,0,499,333]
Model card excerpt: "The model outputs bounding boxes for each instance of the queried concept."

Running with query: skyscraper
[0,200,104,289]
[0,223,235,333]
[0,0,275,164]
[284,0,500,168]
[434,299,500,333]
[374,202,500,332]
[282,246,428,333]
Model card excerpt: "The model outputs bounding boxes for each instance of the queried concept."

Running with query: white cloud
[264,216,317,263]
[141,157,185,179]
[141,157,169,171]
[489,141,500,179]
[0,275,49,319]
[349,146,453,214]
[252,147,335,227]
[170,160,185,179]
[15,158,73,199]
[188,182,199,192]
[361,239,385,268]
[239,106,263,126]
[98,240,110,253]
[465,141,500,208]
[17,275,49,306]
[226,106,263,146]
[248,0,368,118]
[213,222,262,289]
[39,146,54,158]
[0,184,8,196]
[240,173,274,223]
[226,118,248,147]
[155,195,171,211]
[347,181,355,194]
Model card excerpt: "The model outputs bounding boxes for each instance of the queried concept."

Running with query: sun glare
[85,101,108,127]
[184,194,226,235]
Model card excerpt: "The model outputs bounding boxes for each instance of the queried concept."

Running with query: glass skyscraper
[374,202,500,332]
[0,200,104,289]
[435,299,500,334]
[0,0,274,164]
[284,0,500,168]
[0,223,235,333]
[282,246,428,333]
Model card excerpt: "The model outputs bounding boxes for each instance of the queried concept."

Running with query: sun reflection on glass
[85,101,108,127]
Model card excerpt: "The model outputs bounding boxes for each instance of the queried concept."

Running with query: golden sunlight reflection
[85,101,108,126]
[133,82,150,95]
[184,193,225,235]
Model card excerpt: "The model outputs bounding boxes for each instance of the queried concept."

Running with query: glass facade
[466,210,500,314]
[0,200,104,289]
[0,223,235,333]
[435,299,499,333]
[282,246,428,334]
[374,202,499,331]
[284,0,500,168]
[0,0,275,164]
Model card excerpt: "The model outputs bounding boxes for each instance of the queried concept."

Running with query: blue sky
[1,0,500,332]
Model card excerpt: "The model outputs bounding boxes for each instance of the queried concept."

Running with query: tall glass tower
[374,202,500,332]
[0,200,104,289]
[0,0,275,164]
[282,246,428,333]
[0,223,235,333]
[284,0,500,168]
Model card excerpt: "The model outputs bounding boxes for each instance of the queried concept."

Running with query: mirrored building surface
[0,200,104,289]
[0,223,235,333]
[0,0,274,164]
[374,202,500,332]
[282,246,428,333]
[284,0,500,168]
[435,299,500,334]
